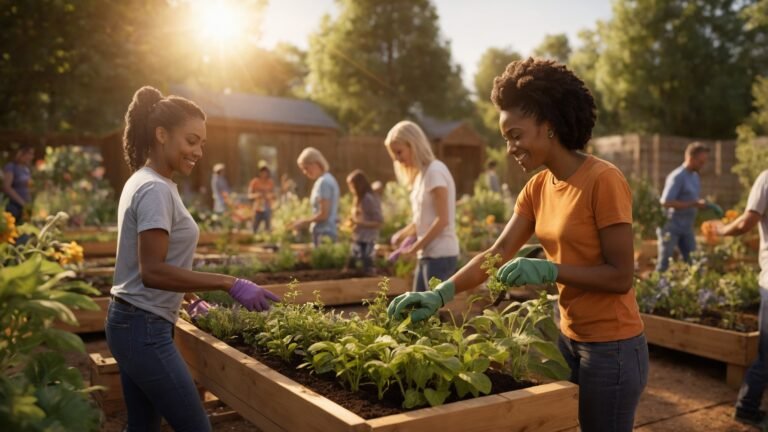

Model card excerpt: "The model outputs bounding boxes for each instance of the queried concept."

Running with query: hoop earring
[547,130,554,139]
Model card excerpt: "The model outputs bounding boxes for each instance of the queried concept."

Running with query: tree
[595,0,762,139]
[306,0,473,134]
[734,76,768,205]
[472,47,522,144]
[532,34,571,64]
[568,26,619,136]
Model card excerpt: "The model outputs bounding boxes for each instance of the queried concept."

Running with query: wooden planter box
[90,352,124,415]
[56,296,110,334]
[641,313,759,388]
[174,319,579,432]
[264,277,410,306]
[81,241,118,258]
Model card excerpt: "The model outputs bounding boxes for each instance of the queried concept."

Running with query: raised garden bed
[56,296,110,334]
[174,319,579,432]
[641,313,758,388]
[263,276,409,305]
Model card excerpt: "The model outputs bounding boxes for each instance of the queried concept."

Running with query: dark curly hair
[122,86,206,172]
[490,58,596,150]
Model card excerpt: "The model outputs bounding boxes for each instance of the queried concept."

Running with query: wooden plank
[81,241,117,258]
[641,313,759,366]
[89,352,124,415]
[175,319,369,432]
[366,382,578,432]
[727,364,748,389]
[55,296,110,333]
[264,277,409,305]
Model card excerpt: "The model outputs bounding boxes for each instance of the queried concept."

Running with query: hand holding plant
[387,280,455,322]
[187,299,212,320]
[497,258,558,287]
[229,279,280,311]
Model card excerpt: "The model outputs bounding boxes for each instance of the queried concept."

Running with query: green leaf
[403,388,426,409]
[458,371,492,395]
[424,388,450,407]
[41,329,85,354]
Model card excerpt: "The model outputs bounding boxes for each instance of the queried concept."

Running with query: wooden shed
[416,115,486,195]
[99,85,341,200]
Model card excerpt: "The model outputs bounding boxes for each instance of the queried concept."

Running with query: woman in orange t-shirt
[248,165,276,233]
[387,58,648,431]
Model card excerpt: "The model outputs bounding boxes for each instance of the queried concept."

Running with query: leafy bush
[733,76,768,207]
[0,212,101,431]
[309,238,348,269]
[33,146,116,227]
[379,182,411,243]
[629,176,665,241]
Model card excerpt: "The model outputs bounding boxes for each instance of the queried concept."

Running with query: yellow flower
[485,215,496,226]
[0,212,19,244]
[57,241,84,265]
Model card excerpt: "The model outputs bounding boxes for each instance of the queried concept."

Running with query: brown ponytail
[122,86,206,172]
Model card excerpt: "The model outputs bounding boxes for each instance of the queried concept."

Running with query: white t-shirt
[410,160,459,258]
[111,167,200,323]
[746,170,768,292]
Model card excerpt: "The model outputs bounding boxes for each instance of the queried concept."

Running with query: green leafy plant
[629,176,666,242]
[0,212,101,431]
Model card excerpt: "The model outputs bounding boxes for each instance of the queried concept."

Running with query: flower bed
[635,249,761,387]
[178,279,578,432]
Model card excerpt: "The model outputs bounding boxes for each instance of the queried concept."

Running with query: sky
[259,0,614,91]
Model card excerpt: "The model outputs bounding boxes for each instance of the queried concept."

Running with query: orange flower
[722,209,739,223]
[700,220,721,246]
[485,215,496,226]
[55,241,84,265]
[0,212,19,244]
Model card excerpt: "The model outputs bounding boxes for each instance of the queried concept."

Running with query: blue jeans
[413,256,458,292]
[656,226,696,271]
[736,295,768,415]
[105,300,211,432]
[558,333,649,432]
[252,208,272,233]
[347,241,375,272]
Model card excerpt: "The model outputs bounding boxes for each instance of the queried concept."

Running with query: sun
[191,0,248,47]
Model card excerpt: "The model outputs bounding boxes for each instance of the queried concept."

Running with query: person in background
[109,86,279,432]
[485,160,501,193]
[3,145,35,224]
[387,58,648,431]
[712,170,768,427]
[211,163,230,214]
[292,147,339,246]
[345,169,383,275]
[656,142,723,271]
[248,162,276,233]
[384,120,459,292]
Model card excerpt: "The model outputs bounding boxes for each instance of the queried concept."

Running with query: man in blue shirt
[656,142,721,271]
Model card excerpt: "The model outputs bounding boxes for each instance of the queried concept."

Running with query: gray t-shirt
[353,192,383,243]
[111,167,199,323]
[660,165,701,234]
[310,172,339,237]
[746,170,768,291]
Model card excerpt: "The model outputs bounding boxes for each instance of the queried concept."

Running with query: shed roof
[416,115,464,140]
[170,85,339,130]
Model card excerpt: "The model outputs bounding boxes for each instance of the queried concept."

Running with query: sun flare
[191,0,248,47]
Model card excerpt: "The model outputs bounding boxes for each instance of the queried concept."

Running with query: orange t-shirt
[514,155,643,342]
[248,178,276,212]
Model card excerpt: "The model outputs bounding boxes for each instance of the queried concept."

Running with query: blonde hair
[384,120,435,187]
[297,147,330,172]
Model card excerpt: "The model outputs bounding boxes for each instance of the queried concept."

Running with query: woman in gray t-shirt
[107,86,279,432]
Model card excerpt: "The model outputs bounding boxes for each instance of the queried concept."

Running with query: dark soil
[229,342,532,420]
[249,267,394,285]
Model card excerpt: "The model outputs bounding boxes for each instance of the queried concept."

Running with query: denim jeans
[347,241,375,272]
[656,226,697,271]
[413,256,458,292]
[558,333,649,432]
[252,209,272,233]
[105,300,211,432]
[736,295,768,415]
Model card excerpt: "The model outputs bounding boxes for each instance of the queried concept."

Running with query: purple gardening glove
[228,278,280,311]
[388,235,417,263]
[186,299,212,320]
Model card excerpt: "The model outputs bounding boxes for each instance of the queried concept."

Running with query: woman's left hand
[497,257,558,286]
[186,299,212,320]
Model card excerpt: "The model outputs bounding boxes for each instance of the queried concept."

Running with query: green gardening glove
[387,280,455,322]
[496,257,558,287]
[705,202,724,218]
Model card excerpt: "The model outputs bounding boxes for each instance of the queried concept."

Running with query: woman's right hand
[228,279,280,311]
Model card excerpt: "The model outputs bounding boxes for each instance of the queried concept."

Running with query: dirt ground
[68,332,764,432]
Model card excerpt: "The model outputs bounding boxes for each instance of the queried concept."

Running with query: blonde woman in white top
[385,120,459,292]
